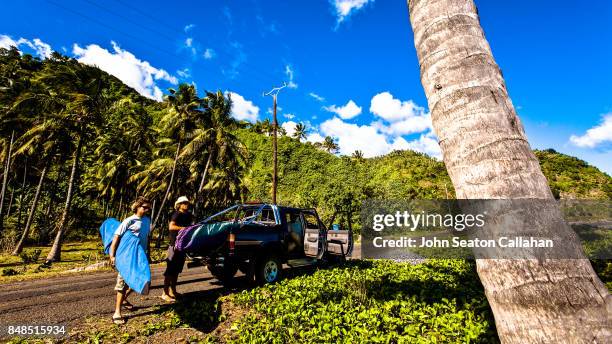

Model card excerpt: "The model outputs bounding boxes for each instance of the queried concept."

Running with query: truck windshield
[202,205,240,223]
[235,205,277,226]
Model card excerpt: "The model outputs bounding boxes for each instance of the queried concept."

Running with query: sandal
[122,301,137,311]
[160,293,176,303]
[112,315,126,325]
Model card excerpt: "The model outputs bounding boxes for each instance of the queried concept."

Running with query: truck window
[256,207,276,225]
[302,213,320,230]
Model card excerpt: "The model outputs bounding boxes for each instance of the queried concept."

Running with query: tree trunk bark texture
[0,131,15,232]
[13,164,47,255]
[407,0,611,342]
[46,138,83,263]
[153,142,181,247]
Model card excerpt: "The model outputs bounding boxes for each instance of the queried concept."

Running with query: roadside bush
[224,259,498,343]
[19,249,41,264]
[2,268,19,276]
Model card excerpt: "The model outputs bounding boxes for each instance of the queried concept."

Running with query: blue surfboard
[100,218,151,295]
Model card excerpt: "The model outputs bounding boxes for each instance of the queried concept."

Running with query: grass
[0,237,168,284]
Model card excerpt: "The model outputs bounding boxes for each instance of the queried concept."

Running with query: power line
[108,0,283,83]
[47,0,277,86]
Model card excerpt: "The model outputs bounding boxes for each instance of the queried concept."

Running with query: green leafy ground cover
[57,260,498,343]
[9,258,612,343]
[224,260,498,343]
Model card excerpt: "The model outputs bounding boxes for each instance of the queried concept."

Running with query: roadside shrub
[19,249,42,264]
[2,268,19,276]
[224,259,498,343]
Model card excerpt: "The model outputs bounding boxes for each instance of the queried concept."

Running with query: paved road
[0,245,361,338]
[0,263,222,336]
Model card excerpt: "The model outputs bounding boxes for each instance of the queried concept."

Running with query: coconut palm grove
[1,0,611,343]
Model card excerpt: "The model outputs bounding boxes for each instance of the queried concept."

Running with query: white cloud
[177,68,191,78]
[306,132,325,143]
[319,117,391,157]
[183,38,197,56]
[0,35,53,59]
[203,48,215,59]
[331,0,374,25]
[369,91,432,135]
[324,100,362,119]
[226,91,259,122]
[391,132,442,159]
[309,92,325,102]
[184,24,195,32]
[285,65,298,89]
[72,41,177,101]
[317,116,441,159]
[570,113,612,149]
[282,121,298,137]
[373,116,432,136]
[283,113,295,119]
[370,91,427,122]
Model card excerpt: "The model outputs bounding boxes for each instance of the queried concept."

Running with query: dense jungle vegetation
[1,48,610,263]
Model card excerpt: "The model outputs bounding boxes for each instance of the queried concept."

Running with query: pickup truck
[185,203,353,285]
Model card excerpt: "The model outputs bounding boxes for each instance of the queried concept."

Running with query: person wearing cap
[161,196,194,302]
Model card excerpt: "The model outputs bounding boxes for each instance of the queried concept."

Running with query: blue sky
[1,0,611,174]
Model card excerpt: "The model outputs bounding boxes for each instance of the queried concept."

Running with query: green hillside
[1,48,610,253]
[535,149,612,199]
[238,130,611,230]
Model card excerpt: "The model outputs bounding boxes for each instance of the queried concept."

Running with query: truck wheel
[207,263,238,285]
[256,255,282,285]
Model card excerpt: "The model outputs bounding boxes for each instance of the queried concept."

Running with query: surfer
[109,196,152,324]
[161,196,194,302]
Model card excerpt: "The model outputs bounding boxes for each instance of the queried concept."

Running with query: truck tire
[207,263,238,285]
[255,255,282,285]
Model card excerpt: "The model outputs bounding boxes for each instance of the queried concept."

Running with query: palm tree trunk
[45,138,83,263]
[152,142,181,245]
[194,149,214,216]
[13,164,48,255]
[0,131,15,232]
[6,186,14,219]
[16,162,28,230]
[408,0,610,342]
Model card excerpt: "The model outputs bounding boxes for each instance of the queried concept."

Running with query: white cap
[174,196,190,209]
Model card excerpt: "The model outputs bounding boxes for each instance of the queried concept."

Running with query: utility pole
[264,83,287,205]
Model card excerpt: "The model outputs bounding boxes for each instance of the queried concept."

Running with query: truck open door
[302,211,325,259]
[326,226,353,259]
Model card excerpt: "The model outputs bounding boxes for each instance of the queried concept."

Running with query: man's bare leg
[114,290,126,318]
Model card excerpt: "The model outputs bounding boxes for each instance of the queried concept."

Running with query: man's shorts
[114,273,128,292]
[164,245,186,277]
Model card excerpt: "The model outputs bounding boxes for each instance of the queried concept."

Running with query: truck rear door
[302,211,324,259]
[326,225,353,257]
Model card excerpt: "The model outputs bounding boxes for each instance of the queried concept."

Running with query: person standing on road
[109,196,151,324]
[161,196,194,302]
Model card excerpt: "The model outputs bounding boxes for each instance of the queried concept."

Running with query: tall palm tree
[8,66,72,255]
[293,122,307,142]
[322,136,339,154]
[351,150,364,160]
[179,91,246,215]
[145,84,204,232]
[89,98,155,217]
[407,0,609,341]
[42,62,108,263]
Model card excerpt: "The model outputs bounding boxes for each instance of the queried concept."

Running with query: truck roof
[241,202,316,212]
